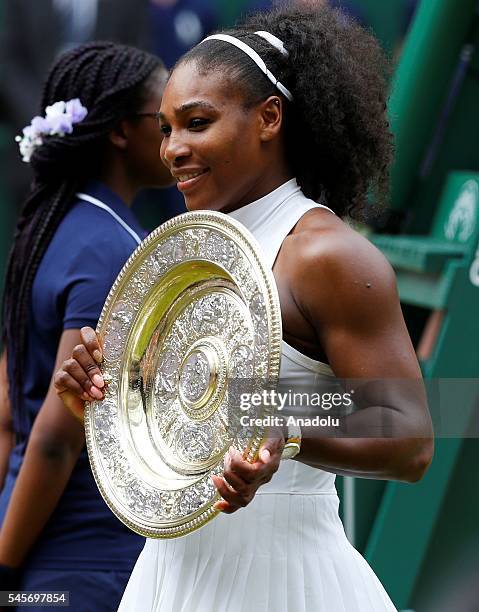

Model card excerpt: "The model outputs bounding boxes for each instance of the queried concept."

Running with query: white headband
[199,32,293,102]
[255,31,289,57]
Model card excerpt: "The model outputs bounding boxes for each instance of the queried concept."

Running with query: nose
[161,130,191,166]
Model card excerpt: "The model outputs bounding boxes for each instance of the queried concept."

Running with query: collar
[228,178,301,232]
[78,180,142,232]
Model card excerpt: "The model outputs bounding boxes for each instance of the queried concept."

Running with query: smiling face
[159,60,290,212]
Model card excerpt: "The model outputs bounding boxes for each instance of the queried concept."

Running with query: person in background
[148,0,219,69]
[0,41,173,610]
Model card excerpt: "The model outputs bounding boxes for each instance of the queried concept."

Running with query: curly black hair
[178,3,393,219]
[3,41,164,434]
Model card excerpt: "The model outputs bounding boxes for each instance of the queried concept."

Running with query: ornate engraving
[190,294,229,336]
[206,232,240,270]
[179,489,203,516]
[136,258,159,288]
[179,350,211,404]
[230,345,254,378]
[176,423,214,463]
[154,348,180,405]
[103,303,130,361]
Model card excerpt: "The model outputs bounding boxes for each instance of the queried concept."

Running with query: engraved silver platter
[84,211,282,538]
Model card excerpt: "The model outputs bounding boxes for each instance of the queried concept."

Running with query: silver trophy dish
[85,211,282,538]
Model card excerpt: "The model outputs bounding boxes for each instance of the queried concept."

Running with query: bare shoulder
[284,208,399,324]
[288,207,395,284]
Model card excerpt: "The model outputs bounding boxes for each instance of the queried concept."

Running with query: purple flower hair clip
[15,98,88,163]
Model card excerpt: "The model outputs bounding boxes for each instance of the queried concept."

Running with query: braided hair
[2,41,164,430]
[178,4,393,219]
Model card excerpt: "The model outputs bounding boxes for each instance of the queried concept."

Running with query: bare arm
[0,331,86,568]
[0,351,14,491]
[288,223,433,482]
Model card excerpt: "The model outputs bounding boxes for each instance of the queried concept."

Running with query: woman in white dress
[55,4,433,611]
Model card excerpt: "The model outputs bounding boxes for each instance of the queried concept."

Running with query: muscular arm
[0,351,15,491]
[286,219,433,482]
[0,331,86,567]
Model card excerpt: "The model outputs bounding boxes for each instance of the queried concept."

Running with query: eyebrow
[159,100,217,120]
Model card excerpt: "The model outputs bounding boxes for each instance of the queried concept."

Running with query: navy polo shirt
[0,182,146,570]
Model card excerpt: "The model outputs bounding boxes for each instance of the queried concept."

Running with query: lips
[174,168,209,192]
[176,170,205,182]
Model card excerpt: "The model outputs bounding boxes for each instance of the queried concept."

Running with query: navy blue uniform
[0,182,145,611]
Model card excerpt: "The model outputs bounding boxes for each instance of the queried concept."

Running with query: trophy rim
[84,210,282,538]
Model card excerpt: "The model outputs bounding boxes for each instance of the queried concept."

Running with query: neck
[223,164,293,214]
[97,160,140,207]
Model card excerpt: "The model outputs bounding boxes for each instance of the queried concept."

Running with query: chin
[184,200,199,212]
[184,196,218,213]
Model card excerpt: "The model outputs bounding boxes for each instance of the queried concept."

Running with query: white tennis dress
[118,180,396,612]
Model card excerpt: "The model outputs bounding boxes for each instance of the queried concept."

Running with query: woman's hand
[53,327,105,421]
[212,433,284,514]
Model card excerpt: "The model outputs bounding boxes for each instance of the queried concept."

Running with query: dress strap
[76,192,142,246]
[261,193,334,270]
[228,179,335,270]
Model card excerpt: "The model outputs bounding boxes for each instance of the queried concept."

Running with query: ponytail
[180,4,393,219]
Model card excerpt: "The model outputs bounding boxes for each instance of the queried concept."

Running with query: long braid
[8,186,75,432]
[2,41,163,435]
